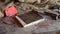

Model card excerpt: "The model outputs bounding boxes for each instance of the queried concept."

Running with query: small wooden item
[15,11,45,27]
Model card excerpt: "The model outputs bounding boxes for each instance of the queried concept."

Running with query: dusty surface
[0,1,60,34]
[0,15,60,34]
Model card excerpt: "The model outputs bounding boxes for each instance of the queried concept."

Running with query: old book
[15,11,45,27]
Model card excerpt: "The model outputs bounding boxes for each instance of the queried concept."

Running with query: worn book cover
[16,11,45,27]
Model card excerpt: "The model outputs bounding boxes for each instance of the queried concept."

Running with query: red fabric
[38,24,49,26]
[5,6,17,16]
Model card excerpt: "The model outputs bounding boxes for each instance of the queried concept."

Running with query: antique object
[15,10,45,27]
